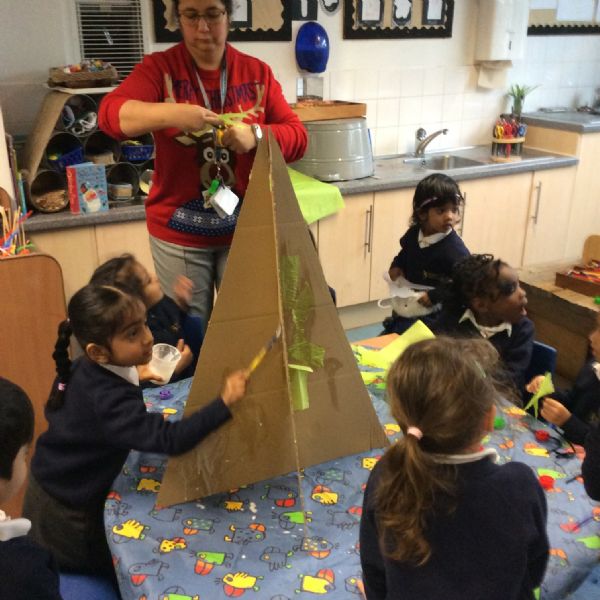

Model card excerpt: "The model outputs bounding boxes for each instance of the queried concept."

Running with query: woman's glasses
[178,8,227,26]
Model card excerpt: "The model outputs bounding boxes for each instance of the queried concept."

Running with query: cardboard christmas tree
[157,134,388,506]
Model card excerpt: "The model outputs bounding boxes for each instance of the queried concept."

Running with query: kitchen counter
[26,145,577,233]
[523,110,600,134]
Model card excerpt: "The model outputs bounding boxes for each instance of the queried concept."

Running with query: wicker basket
[48,65,119,89]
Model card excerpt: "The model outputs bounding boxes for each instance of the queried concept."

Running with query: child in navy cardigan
[0,378,62,600]
[527,311,600,445]
[382,173,469,334]
[360,337,548,600]
[23,284,248,578]
[431,254,534,391]
[91,253,200,382]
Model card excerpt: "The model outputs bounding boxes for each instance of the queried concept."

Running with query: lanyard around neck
[195,56,227,114]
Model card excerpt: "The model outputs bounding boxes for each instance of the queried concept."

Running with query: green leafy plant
[507,84,538,118]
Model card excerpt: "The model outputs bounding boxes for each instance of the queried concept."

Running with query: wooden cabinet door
[459,173,532,268]
[316,193,374,307]
[95,220,154,272]
[523,167,576,266]
[369,188,414,301]
[30,227,98,300]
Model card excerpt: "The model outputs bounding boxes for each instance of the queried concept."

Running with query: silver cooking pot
[291,117,374,182]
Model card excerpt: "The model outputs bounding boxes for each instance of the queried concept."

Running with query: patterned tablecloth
[105,377,599,600]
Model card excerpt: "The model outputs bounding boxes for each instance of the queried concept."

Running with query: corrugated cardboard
[289,101,367,122]
[157,133,389,506]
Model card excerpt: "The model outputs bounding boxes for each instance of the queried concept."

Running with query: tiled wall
[2,0,600,159]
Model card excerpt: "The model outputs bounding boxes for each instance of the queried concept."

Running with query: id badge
[210,185,239,219]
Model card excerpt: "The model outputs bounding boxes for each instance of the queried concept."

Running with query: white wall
[1,0,599,157]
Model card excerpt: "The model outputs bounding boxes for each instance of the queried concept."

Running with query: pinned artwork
[157,133,389,506]
[343,0,454,39]
[151,0,292,42]
[292,0,319,21]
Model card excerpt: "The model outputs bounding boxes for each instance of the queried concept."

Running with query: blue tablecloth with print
[105,378,600,600]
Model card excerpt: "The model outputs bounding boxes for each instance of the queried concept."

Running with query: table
[105,363,600,599]
[519,262,598,382]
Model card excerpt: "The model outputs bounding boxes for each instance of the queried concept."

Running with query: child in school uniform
[0,378,63,600]
[22,283,248,579]
[360,337,549,600]
[527,311,600,446]
[91,253,198,381]
[382,173,470,334]
[431,253,534,391]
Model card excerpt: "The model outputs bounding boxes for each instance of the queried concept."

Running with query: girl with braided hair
[431,253,534,391]
[23,283,247,580]
[360,337,548,600]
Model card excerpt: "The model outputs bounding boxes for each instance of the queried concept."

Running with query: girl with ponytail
[23,283,248,583]
[360,337,549,600]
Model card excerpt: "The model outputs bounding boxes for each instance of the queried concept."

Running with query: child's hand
[173,275,193,310]
[173,339,193,374]
[137,363,164,384]
[526,375,545,394]
[540,397,571,427]
[221,369,249,407]
[388,267,404,282]
[417,292,432,307]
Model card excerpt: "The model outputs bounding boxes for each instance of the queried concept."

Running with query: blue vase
[295,22,330,74]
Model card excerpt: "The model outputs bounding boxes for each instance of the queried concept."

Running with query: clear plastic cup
[149,343,181,385]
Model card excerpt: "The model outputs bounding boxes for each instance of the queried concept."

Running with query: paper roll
[0,103,16,208]
[477,60,512,89]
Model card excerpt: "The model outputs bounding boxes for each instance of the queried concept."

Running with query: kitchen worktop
[26,145,577,233]
[523,110,600,133]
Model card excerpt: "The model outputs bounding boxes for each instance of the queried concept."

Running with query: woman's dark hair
[90,253,145,300]
[0,378,34,479]
[410,173,463,226]
[374,337,501,565]
[172,0,233,15]
[47,285,144,411]
[447,254,508,312]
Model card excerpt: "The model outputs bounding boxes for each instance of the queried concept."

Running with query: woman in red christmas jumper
[99,0,307,331]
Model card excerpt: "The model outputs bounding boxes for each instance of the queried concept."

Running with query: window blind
[75,0,144,81]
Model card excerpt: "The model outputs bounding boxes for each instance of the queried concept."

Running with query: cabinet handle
[532,181,542,224]
[364,206,373,255]
[458,192,467,237]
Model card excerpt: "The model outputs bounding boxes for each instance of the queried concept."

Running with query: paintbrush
[248,325,282,373]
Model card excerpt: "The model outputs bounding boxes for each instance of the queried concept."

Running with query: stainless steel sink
[403,154,486,170]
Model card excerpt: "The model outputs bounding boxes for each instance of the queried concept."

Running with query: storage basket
[120,144,154,162]
[48,65,118,89]
[45,132,85,172]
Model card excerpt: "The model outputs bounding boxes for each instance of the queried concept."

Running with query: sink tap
[415,127,448,156]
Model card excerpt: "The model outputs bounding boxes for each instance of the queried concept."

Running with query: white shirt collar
[418,228,451,248]
[0,510,31,541]
[99,363,140,386]
[459,308,512,339]
[430,447,499,465]
[593,361,600,381]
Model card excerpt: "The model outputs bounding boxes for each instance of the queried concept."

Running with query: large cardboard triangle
[157,134,388,506]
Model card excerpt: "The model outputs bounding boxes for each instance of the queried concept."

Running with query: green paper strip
[289,365,312,412]
[524,372,555,418]
[287,168,345,224]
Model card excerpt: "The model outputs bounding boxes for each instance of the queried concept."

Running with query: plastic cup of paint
[149,343,181,385]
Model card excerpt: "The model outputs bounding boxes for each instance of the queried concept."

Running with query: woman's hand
[221,124,256,154]
[221,369,249,407]
[173,275,193,310]
[525,375,545,394]
[173,339,193,374]
[540,397,571,427]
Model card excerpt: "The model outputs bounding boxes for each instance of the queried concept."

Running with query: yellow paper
[524,372,555,418]
[360,370,385,385]
[351,321,435,370]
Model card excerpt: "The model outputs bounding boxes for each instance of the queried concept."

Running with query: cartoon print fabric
[105,377,599,599]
